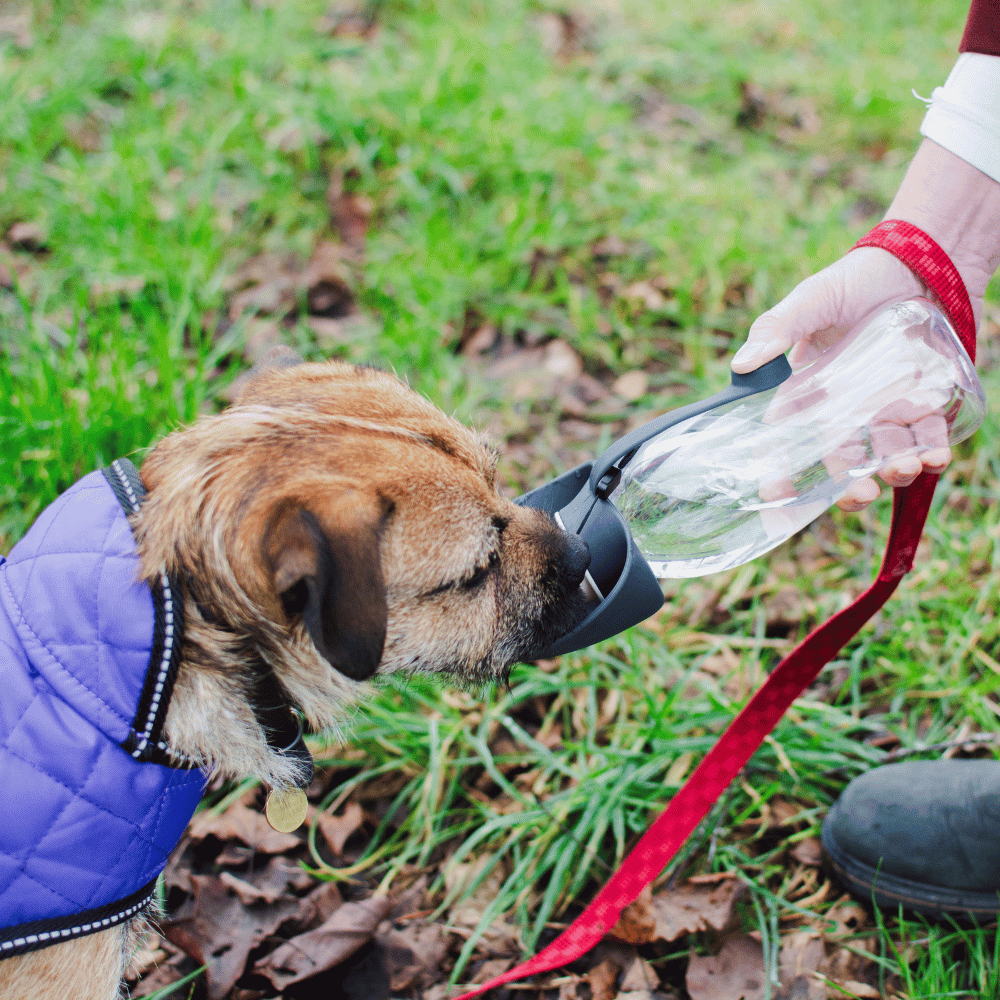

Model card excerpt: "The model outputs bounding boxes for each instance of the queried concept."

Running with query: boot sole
[821,820,1000,920]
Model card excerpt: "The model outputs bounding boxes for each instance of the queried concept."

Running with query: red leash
[454,220,977,999]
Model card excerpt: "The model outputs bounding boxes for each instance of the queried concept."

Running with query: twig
[879,731,1000,763]
[822,732,1000,776]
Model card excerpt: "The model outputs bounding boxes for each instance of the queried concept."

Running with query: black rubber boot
[821,760,1000,918]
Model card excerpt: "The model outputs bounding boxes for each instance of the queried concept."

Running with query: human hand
[731,247,956,511]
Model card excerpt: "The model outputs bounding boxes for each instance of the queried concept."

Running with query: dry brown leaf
[534,10,589,60]
[544,339,584,379]
[312,800,365,855]
[377,920,450,992]
[252,895,393,990]
[217,855,313,905]
[64,113,104,153]
[767,585,814,630]
[607,886,657,945]
[129,949,191,999]
[613,370,649,401]
[0,12,33,48]
[777,930,825,1000]
[187,802,301,854]
[834,982,881,999]
[265,119,326,153]
[317,4,378,40]
[225,246,352,324]
[790,836,823,867]
[124,932,170,981]
[327,174,372,252]
[0,250,13,290]
[479,339,585,405]
[7,221,45,251]
[422,986,466,1000]
[618,955,659,993]
[163,873,301,999]
[586,957,622,1000]
[651,875,745,942]
[468,957,513,984]
[769,798,804,827]
[557,974,588,999]
[818,944,879,990]
[686,935,768,1000]
[823,898,868,940]
[573,372,613,406]
[301,239,354,316]
[737,81,821,139]
[665,751,694,786]
[298,880,344,930]
[622,280,668,312]
[460,322,500,357]
[593,235,628,257]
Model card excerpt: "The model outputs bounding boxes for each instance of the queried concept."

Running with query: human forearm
[887,139,1000,320]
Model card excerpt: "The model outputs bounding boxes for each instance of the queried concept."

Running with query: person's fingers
[912,412,949,450]
[870,420,914,459]
[836,477,881,511]
[878,454,923,488]
[917,445,952,474]
[870,410,950,485]
[758,476,796,503]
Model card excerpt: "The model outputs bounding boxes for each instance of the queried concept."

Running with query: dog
[0,349,590,999]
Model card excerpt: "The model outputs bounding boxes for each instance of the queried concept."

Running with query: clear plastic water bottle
[608,297,985,579]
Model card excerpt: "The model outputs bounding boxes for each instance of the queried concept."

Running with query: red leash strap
[853,219,976,350]
[455,220,976,999]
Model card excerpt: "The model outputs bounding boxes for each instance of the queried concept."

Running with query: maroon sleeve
[960,0,1000,56]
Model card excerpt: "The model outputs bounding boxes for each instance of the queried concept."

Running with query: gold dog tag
[265,787,308,833]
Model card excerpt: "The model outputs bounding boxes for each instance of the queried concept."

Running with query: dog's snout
[554,531,590,587]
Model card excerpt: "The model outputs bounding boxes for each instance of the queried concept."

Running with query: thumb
[731,268,846,374]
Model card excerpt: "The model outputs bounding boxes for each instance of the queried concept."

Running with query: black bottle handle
[589,354,792,498]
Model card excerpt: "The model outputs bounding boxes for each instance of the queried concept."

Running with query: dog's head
[134,350,589,783]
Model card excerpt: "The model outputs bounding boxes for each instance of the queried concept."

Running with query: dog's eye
[460,550,499,591]
[461,564,490,590]
[280,579,309,617]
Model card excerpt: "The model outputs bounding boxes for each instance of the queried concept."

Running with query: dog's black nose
[555,532,590,587]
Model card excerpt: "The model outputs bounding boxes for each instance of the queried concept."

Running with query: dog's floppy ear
[264,495,388,681]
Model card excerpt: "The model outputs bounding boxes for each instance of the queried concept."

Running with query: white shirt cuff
[920,52,1000,183]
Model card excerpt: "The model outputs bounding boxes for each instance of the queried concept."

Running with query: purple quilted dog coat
[0,459,206,958]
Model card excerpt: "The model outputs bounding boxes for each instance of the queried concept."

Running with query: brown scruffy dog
[0,349,590,999]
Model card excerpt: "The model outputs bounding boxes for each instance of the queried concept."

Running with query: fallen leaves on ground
[163,873,304,999]
[253,895,393,991]
[687,935,768,1000]
[608,874,744,945]
[225,239,355,329]
[187,802,302,854]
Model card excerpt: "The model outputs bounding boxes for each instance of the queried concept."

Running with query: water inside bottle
[610,298,985,579]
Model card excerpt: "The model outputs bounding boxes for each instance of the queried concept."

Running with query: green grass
[4,0,999,995]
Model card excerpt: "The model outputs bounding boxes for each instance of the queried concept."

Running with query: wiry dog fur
[1,352,589,999]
